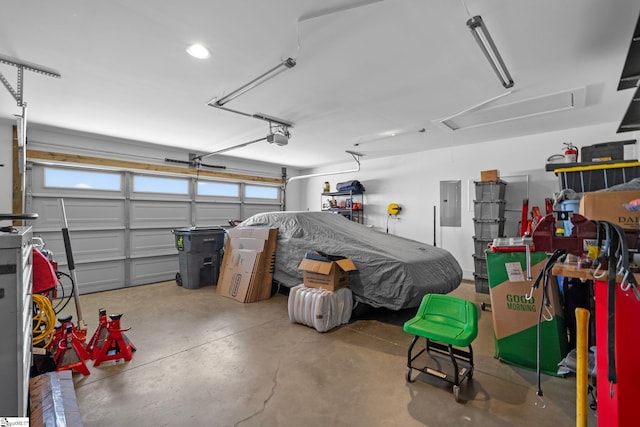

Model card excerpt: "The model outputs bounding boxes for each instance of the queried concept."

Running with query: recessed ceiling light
[186,43,210,59]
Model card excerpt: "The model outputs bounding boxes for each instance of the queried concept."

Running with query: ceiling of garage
[0,0,639,169]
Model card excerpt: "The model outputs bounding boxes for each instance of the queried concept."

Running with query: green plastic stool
[403,293,479,402]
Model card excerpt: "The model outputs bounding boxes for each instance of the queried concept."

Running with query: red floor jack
[53,323,91,376]
[92,313,136,367]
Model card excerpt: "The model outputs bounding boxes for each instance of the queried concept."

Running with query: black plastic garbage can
[173,227,226,289]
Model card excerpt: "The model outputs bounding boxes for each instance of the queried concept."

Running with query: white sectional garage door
[27,164,282,294]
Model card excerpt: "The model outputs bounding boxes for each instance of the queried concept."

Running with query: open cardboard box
[298,256,357,291]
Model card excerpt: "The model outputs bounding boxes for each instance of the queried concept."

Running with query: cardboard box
[217,227,278,302]
[480,169,499,182]
[298,257,357,291]
[579,190,640,230]
[217,249,260,302]
[486,251,568,376]
[227,227,278,241]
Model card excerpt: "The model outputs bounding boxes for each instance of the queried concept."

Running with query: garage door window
[44,167,121,191]
[245,185,279,200]
[197,181,240,197]
[133,176,188,194]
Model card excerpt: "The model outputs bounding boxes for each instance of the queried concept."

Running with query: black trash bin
[173,227,226,289]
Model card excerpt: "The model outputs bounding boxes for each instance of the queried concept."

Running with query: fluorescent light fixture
[208,57,296,107]
[437,87,585,131]
[300,0,384,22]
[466,15,514,89]
[186,43,210,59]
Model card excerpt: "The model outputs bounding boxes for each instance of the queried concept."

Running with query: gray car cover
[240,211,462,310]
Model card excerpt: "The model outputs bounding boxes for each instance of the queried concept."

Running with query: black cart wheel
[406,367,415,383]
[175,272,182,286]
[480,302,486,311]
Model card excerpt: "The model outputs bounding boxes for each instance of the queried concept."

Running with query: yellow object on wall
[387,203,401,215]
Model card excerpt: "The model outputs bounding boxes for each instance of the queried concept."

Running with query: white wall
[295,122,639,280]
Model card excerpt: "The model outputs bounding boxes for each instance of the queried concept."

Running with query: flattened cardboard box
[217,249,260,302]
[228,227,278,298]
[579,190,640,230]
[217,227,278,303]
[298,257,357,291]
[227,226,278,241]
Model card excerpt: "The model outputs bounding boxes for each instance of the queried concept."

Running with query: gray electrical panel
[440,180,461,227]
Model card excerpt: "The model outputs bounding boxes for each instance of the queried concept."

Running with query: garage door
[27,164,282,294]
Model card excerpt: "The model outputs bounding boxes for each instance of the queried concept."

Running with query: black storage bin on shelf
[173,227,226,289]
[557,162,640,193]
[580,141,625,163]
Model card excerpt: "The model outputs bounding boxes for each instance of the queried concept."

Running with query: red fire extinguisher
[563,142,578,163]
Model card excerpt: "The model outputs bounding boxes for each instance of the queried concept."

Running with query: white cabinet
[0,227,33,416]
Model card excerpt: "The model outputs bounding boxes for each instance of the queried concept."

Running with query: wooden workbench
[551,262,638,282]
[551,263,595,280]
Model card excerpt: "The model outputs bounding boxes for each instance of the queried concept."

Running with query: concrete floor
[64,281,596,427]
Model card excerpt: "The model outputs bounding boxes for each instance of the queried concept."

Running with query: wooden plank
[551,264,593,280]
[551,263,640,282]
[27,149,284,185]
[12,126,22,226]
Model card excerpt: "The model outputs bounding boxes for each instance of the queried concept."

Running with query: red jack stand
[49,316,87,354]
[53,324,91,376]
[93,313,136,367]
[86,308,108,360]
